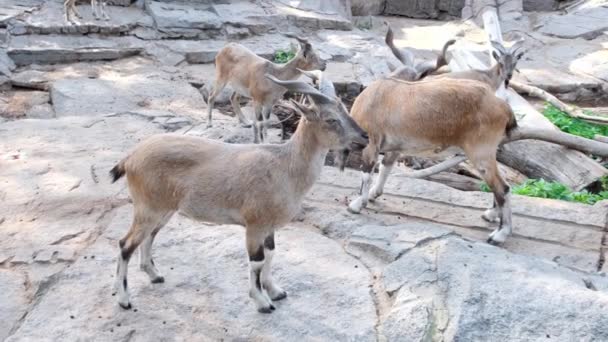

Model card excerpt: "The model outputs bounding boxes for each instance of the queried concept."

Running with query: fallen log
[445,9,607,191]
[510,81,608,125]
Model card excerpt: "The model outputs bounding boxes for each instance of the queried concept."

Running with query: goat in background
[206,34,327,143]
[64,0,110,24]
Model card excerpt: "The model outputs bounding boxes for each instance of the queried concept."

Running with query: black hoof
[271,291,287,301]
[486,237,501,246]
[119,302,132,310]
[151,276,165,284]
[258,306,273,314]
[270,304,276,311]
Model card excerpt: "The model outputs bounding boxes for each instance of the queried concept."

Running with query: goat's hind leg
[206,79,228,128]
[231,92,252,128]
[114,209,171,309]
[139,212,174,284]
[348,144,379,214]
[469,153,512,245]
[369,152,398,202]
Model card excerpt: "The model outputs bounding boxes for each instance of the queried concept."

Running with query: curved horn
[297,69,336,97]
[490,40,507,55]
[265,74,334,105]
[509,39,525,54]
[386,25,414,66]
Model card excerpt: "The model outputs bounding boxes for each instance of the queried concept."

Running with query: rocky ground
[1,1,608,341]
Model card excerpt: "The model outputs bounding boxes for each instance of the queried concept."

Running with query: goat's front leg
[348,145,378,213]
[252,104,264,143]
[100,0,110,20]
[71,1,83,19]
[91,0,100,19]
[246,229,274,313]
[261,232,287,301]
[261,105,272,142]
[369,152,399,202]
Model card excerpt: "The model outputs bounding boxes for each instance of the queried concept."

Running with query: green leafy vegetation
[274,49,296,64]
[542,104,608,139]
[480,178,608,205]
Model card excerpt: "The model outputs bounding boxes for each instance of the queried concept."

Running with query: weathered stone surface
[0,116,163,262]
[0,270,30,341]
[382,236,608,340]
[50,75,204,118]
[351,0,386,15]
[538,2,608,39]
[8,0,154,36]
[0,48,15,76]
[524,0,559,11]
[0,0,43,26]
[6,206,377,341]
[8,35,143,66]
[346,222,454,265]
[386,0,464,19]
[0,90,49,119]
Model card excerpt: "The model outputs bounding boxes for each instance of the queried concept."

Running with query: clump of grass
[542,104,608,139]
[480,178,608,205]
[274,49,296,64]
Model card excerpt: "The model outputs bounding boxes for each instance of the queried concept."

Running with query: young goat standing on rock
[206,34,327,143]
[344,76,517,245]
[109,72,368,313]
[64,0,110,24]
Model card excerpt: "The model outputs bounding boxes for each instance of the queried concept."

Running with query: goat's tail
[110,159,127,183]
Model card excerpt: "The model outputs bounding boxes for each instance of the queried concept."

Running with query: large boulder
[351,0,386,15]
[385,0,464,19]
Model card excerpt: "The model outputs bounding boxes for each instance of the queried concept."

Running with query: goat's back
[351,77,512,148]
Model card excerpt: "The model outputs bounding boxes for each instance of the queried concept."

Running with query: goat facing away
[429,40,525,89]
[109,72,368,313]
[344,76,517,245]
[206,35,327,143]
[64,0,110,24]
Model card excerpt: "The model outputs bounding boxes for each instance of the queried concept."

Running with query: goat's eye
[325,119,338,125]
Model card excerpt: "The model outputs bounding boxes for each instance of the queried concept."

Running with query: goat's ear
[492,51,500,63]
[290,98,319,121]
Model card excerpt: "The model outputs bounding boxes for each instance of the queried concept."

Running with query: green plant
[542,104,608,139]
[274,49,296,64]
[479,178,608,205]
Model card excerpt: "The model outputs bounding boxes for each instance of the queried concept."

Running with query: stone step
[8,35,144,66]
[8,0,351,40]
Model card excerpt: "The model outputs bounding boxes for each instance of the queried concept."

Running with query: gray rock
[0,48,15,76]
[0,270,30,341]
[9,69,49,90]
[9,0,154,36]
[0,90,49,119]
[50,76,204,118]
[6,206,377,341]
[524,0,559,11]
[382,235,608,340]
[351,0,386,15]
[26,103,55,119]
[385,0,464,19]
[0,0,43,26]
[346,222,454,266]
[8,35,143,66]
[538,3,608,39]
